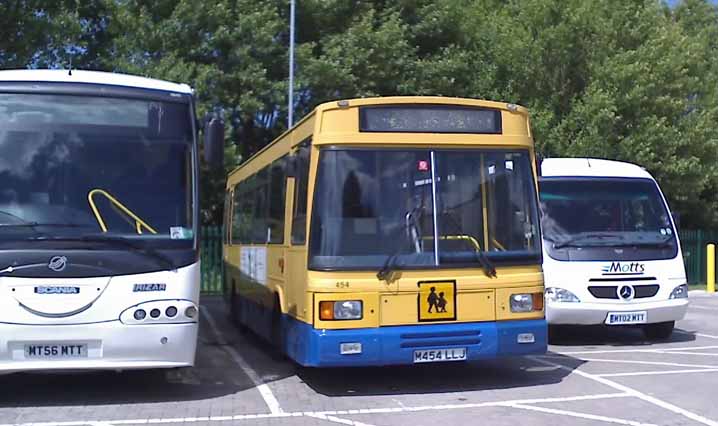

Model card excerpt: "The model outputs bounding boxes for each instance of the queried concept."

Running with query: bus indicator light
[319,301,334,320]
[418,160,429,171]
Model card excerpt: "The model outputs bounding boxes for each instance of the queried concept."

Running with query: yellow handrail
[491,238,506,251]
[87,189,158,234]
[422,235,482,251]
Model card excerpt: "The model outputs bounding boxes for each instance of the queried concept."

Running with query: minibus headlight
[669,284,688,299]
[545,287,580,303]
[319,300,363,320]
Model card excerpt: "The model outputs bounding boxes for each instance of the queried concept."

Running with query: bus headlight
[120,300,198,324]
[510,293,543,313]
[669,284,688,299]
[319,300,363,320]
[545,287,580,303]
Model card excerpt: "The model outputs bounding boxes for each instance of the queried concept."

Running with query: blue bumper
[283,317,547,367]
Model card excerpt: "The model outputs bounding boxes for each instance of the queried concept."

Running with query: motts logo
[602,262,645,275]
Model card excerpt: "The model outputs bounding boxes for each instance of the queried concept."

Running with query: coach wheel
[643,321,675,340]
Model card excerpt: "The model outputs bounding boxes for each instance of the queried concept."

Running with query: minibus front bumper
[546,299,689,325]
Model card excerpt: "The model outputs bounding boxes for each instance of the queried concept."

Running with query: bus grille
[588,285,660,299]
[399,330,481,348]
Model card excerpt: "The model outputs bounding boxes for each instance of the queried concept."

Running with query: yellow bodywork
[223,96,543,331]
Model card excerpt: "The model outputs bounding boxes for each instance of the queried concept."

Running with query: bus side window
[224,189,232,244]
[252,168,270,243]
[268,156,287,244]
[231,183,243,244]
[291,141,311,245]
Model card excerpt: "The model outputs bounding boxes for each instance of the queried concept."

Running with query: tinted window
[268,157,287,243]
[291,142,311,245]
[309,148,540,270]
[0,93,194,247]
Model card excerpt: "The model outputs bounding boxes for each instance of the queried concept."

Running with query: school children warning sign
[417,281,457,322]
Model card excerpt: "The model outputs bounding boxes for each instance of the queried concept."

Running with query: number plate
[418,281,456,322]
[413,348,467,363]
[25,344,88,359]
[605,311,647,325]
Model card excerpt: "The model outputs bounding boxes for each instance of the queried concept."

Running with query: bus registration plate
[413,348,467,363]
[25,344,88,359]
[605,311,647,325]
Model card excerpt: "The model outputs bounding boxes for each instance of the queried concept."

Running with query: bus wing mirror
[204,116,225,169]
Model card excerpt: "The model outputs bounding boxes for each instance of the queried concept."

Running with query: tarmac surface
[1,291,717,426]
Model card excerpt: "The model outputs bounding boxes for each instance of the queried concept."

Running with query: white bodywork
[540,158,689,326]
[0,264,199,373]
[0,70,199,372]
[0,69,193,94]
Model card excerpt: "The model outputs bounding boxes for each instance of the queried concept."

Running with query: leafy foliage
[2,0,718,228]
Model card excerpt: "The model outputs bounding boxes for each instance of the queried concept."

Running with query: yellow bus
[224,97,546,366]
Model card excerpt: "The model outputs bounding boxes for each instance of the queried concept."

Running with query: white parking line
[305,413,376,426]
[0,393,630,426]
[598,368,718,378]
[509,404,656,426]
[201,308,284,415]
[542,355,718,369]
[556,345,718,355]
[651,350,718,357]
[529,356,718,426]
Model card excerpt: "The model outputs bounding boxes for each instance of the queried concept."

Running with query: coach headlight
[545,287,580,303]
[669,284,688,299]
[319,300,363,320]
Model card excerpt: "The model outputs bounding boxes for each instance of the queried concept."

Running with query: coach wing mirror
[671,212,681,230]
[204,116,225,169]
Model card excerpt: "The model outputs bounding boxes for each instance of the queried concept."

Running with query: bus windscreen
[0,93,194,247]
[309,148,540,270]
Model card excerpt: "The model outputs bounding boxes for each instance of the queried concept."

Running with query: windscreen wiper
[26,234,176,271]
[553,233,624,249]
[377,206,424,281]
[606,237,675,249]
[441,212,496,278]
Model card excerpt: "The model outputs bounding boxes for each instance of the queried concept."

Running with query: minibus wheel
[643,321,675,340]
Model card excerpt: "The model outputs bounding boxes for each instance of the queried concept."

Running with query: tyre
[229,281,247,332]
[643,321,674,340]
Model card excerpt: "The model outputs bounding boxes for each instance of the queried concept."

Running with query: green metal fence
[200,226,224,294]
[679,229,718,285]
[198,226,715,292]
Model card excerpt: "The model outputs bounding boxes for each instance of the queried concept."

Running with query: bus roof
[312,96,527,112]
[0,69,193,94]
[540,158,655,180]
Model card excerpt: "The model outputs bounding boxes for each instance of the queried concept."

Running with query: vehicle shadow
[297,353,582,397]
[0,297,296,407]
[547,324,696,348]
